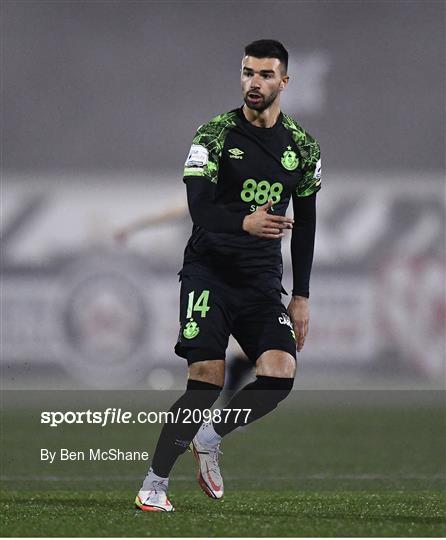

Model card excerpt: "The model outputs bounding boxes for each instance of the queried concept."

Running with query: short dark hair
[244,39,288,73]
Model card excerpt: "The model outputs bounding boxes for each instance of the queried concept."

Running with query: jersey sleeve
[183,124,218,183]
[183,122,224,183]
[185,177,245,233]
[296,134,321,197]
[182,113,245,233]
[183,112,237,184]
[290,192,316,297]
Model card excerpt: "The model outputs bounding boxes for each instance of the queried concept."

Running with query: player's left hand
[287,296,310,352]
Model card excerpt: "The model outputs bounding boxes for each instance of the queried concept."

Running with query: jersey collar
[237,106,283,139]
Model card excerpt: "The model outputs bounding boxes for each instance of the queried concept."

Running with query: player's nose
[250,75,261,89]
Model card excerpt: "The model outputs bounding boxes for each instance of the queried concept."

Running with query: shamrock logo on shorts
[183,319,200,339]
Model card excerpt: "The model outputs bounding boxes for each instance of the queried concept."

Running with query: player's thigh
[174,274,231,365]
[233,291,297,368]
[188,359,225,387]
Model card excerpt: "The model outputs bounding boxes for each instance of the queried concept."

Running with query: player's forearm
[185,178,245,233]
[188,195,245,233]
[291,194,316,297]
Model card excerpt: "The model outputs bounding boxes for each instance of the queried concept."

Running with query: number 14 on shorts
[187,290,211,319]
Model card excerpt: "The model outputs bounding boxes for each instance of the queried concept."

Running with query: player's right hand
[242,200,293,239]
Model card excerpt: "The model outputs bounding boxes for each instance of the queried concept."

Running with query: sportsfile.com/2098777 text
[40,408,252,428]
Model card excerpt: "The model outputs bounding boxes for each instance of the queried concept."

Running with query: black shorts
[174,266,297,365]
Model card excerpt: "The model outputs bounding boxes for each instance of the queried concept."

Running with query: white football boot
[135,490,174,512]
[135,471,174,512]
[192,425,224,499]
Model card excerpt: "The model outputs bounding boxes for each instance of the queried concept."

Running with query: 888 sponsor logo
[240,179,283,212]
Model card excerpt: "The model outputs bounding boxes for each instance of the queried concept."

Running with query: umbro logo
[228,148,244,159]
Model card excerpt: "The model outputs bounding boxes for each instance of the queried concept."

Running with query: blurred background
[2,0,445,390]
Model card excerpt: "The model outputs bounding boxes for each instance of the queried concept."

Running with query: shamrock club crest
[281,146,299,171]
[183,319,200,339]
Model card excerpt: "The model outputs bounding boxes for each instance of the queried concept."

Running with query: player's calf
[214,375,294,437]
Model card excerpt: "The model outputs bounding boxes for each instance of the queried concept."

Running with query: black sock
[151,379,221,477]
[214,375,293,437]
[221,355,253,400]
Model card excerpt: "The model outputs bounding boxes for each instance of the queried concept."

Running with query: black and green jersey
[182,107,321,284]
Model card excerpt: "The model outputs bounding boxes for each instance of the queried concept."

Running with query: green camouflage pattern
[186,111,238,184]
[281,113,321,197]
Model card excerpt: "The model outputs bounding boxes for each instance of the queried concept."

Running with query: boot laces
[151,479,168,494]
[209,444,223,471]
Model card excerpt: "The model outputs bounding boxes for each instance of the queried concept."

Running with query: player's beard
[244,87,280,112]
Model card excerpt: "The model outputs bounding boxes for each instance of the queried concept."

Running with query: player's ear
[279,75,289,91]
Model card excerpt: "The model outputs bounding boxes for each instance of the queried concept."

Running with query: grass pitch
[1,390,445,536]
[2,490,445,537]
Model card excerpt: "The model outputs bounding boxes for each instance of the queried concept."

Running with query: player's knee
[188,359,225,387]
[256,351,296,378]
[273,359,296,379]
